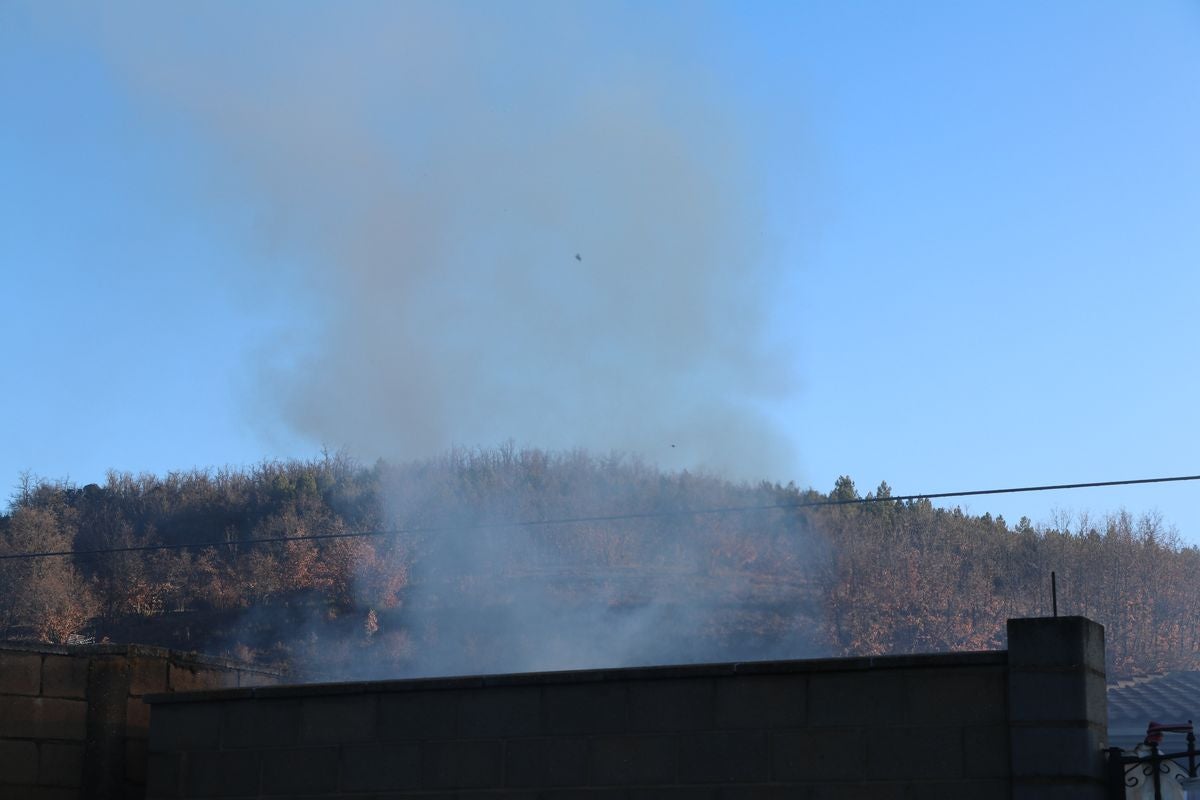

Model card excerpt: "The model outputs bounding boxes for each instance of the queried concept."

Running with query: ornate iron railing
[1107,722,1197,800]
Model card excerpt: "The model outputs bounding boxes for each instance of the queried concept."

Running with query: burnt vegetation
[0,448,1193,679]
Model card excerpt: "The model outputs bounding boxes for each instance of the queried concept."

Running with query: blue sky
[2,2,1199,539]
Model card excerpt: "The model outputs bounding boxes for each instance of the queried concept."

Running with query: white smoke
[60,1,797,480]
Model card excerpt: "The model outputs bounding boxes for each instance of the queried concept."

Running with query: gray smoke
[69,1,796,480]
[367,450,825,677]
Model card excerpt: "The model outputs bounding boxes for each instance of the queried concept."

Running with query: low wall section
[0,643,281,800]
[144,618,1110,799]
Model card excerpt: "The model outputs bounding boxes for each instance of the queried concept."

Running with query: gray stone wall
[0,643,281,800]
[1007,616,1108,799]
[146,651,1016,799]
[0,646,89,800]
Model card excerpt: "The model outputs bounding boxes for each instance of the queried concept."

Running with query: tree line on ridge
[0,449,1192,679]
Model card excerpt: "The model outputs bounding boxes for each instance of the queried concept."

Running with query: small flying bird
[575,253,582,262]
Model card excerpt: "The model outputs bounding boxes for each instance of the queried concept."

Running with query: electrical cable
[1,473,1197,562]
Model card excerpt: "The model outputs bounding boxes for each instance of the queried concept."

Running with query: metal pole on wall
[1052,571,1058,617]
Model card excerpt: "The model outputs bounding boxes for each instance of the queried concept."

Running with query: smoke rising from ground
[215,450,827,680]
[74,2,796,480]
[363,449,825,678]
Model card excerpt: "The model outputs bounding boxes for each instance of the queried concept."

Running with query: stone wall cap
[0,640,286,679]
[144,649,1007,705]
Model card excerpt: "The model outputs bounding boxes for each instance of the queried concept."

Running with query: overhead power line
[1,473,1197,563]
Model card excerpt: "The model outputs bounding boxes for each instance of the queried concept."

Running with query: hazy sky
[3,2,1199,539]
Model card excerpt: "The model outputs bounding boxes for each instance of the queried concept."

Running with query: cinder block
[771,727,865,780]
[1008,671,1105,725]
[168,663,236,693]
[505,737,588,787]
[237,670,279,688]
[0,696,87,740]
[421,740,503,789]
[1010,781,1108,800]
[807,781,906,800]
[630,679,715,732]
[720,787,808,800]
[1,696,37,737]
[0,787,80,800]
[1085,672,1108,725]
[182,750,260,797]
[126,696,151,734]
[125,737,147,784]
[40,655,88,699]
[260,746,339,795]
[301,695,377,744]
[0,652,42,695]
[1009,725,1106,779]
[0,739,38,784]
[955,780,1010,800]
[221,699,301,749]
[1006,617,1105,671]
[544,683,628,735]
[807,671,908,726]
[38,742,84,787]
[379,690,458,741]
[589,734,677,785]
[631,789,718,800]
[538,791,625,800]
[145,753,181,799]
[905,668,1007,725]
[865,725,964,781]
[458,686,542,738]
[898,780,1010,800]
[128,657,168,696]
[677,731,769,784]
[715,674,805,730]
[963,724,1009,779]
[339,742,421,792]
[147,702,222,752]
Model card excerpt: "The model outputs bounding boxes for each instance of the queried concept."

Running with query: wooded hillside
[0,449,1193,679]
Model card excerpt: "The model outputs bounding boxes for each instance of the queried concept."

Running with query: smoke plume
[73,1,795,479]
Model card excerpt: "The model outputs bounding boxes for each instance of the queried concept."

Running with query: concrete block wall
[0,643,282,800]
[146,651,1016,799]
[1007,617,1108,800]
[0,647,90,800]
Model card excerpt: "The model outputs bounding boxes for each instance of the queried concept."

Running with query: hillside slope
[1,449,1193,679]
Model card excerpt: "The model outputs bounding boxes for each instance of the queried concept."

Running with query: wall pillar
[83,655,131,800]
[1007,616,1108,799]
